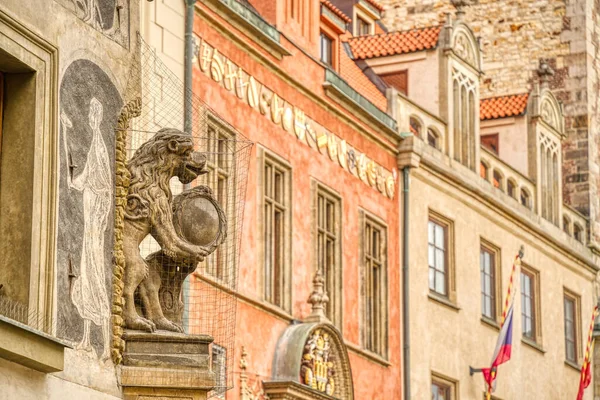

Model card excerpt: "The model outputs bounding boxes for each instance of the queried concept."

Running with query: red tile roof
[364,0,385,12]
[347,26,442,60]
[339,43,387,111]
[320,0,352,24]
[480,93,529,120]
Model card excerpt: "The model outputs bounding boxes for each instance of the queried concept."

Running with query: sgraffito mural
[57,0,130,47]
[57,59,122,362]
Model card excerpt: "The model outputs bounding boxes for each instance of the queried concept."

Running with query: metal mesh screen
[117,35,252,396]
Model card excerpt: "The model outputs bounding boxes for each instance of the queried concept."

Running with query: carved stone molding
[112,97,142,365]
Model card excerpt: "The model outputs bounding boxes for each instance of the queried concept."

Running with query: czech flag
[482,297,515,390]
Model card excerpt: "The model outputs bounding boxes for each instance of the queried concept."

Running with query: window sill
[480,316,500,331]
[521,337,545,355]
[344,341,391,367]
[428,293,460,312]
[194,272,295,322]
[564,359,581,372]
[0,315,71,373]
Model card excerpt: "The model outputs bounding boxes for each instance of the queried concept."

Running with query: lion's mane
[125,128,193,221]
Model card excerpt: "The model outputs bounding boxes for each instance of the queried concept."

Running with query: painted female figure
[62,97,112,361]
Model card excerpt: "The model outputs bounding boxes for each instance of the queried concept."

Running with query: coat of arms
[301,329,336,396]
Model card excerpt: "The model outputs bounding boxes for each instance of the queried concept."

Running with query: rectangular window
[201,121,236,283]
[428,219,448,296]
[431,374,456,400]
[320,32,333,67]
[361,211,388,358]
[261,150,291,311]
[564,291,580,364]
[314,182,342,328]
[211,344,227,398]
[480,242,500,321]
[432,382,451,400]
[521,266,540,343]
[356,16,372,36]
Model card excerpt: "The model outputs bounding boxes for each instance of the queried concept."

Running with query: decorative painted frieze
[195,36,396,199]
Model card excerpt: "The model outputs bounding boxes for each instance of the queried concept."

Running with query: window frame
[563,290,581,365]
[0,16,58,335]
[428,211,455,302]
[480,239,502,324]
[198,116,238,285]
[431,372,457,400]
[258,147,293,313]
[320,31,334,67]
[211,343,227,398]
[359,209,388,359]
[312,180,343,329]
[520,265,542,345]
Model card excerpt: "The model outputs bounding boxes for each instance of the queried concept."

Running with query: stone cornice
[195,3,401,154]
[400,138,599,274]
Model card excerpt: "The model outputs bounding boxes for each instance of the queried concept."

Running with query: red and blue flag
[482,296,515,390]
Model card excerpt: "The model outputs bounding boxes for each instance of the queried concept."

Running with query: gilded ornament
[301,329,336,396]
[294,108,306,141]
[210,50,224,82]
[199,41,213,72]
[306,122,318,149]
[347,148,357,176]
[376,167,385,193]
[317,131,328,152]
[338,140,347,170]
[282,106,294,132]
[366,160,377,187]
[247,76,259,109]
[386,175,395,199]
[224,60,238,91]
[235,69,249,99]
[259,90,271,115]
[327,134,338,161]
[270,94,283,124]
[357,153,367,182]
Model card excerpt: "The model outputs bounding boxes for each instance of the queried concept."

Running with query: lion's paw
[125,316,156,333]
[154,317,184,333]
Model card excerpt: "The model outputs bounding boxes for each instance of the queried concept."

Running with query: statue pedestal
[121,330,215,400]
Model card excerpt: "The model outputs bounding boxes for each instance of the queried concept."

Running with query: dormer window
[481,133,499,155]
[356,16,372,36]
[320,32,334,67]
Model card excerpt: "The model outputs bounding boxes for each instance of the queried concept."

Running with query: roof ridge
[481,92,530,101]
[348,25,441,42]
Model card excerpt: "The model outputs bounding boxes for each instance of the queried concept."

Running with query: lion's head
[125,128,207,221]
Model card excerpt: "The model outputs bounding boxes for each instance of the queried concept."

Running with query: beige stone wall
[408,159,597,399]
[380,0,569,99]
[141,0,186,81]
[0,0,139,398]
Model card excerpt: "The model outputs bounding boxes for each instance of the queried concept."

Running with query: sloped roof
[338,45,388,111]
[321,0,352,23]
[364,0,385,12]
[480,93,529,121]
[347,26,442,60]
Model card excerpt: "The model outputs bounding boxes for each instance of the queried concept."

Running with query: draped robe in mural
[70,98,111,326]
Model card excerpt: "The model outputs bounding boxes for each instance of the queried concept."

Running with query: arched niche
[451,23,481,70]
[266,322,354,400]
[539,89,563,134]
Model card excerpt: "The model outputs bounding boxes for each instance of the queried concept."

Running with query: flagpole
[577,304,599,400]
[486,247,523,400]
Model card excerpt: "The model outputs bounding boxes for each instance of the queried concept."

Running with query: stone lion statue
[122,128,212,332]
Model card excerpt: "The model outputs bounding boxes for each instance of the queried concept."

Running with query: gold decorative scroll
[195,37,396,199]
